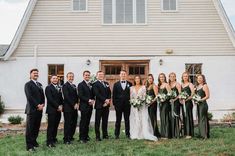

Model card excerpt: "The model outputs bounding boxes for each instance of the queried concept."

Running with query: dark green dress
[196,87,210,139]
[181,85,194,137]
[159,87,171,138]
[147,87,161,137]
[170,86,180,138]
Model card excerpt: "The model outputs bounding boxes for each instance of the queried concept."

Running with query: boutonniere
[106,84,109,87]
[127,84,130,88]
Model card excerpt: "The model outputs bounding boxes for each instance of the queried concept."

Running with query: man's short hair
[96,70,103,75]
[30,68,39,74]
[66,72,74,77]
[120,69,127,73]
[83,70,91,75]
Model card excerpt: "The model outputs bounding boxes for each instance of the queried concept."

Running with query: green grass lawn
[0,125,234,156]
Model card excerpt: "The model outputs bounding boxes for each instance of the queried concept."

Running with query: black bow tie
[121,81,126,83]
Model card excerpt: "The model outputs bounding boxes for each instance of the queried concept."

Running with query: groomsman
[77,70,95,143]
[24,69,45,151]
[62,72,79,144]
[45,75,63,147]
[113,70,132,139]
[93,71,111,141]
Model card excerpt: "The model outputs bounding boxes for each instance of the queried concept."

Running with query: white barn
[0,0,235,122]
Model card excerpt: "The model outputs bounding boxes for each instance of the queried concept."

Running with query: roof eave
[3,0,37,61]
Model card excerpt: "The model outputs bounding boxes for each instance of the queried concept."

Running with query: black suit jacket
[112,81,132,108]
[45,84,63,114]
[77,80,94,111]
[93,80,111,109]
[62,82,78,112]
[24,80,45,114]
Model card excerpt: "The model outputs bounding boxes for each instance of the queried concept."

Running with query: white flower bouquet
[192,94,202,104]
[179,91,189,100]
[167,90,177,99]
[145,95,154,106]
[156,93,167,104]
[130,96,144,110]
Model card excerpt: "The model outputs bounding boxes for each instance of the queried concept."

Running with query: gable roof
[0,0,234,61]
[0,45,9,56]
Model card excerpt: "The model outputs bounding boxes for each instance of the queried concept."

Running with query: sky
[0,0,234,44]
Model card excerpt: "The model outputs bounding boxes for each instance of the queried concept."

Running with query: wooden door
[100,60,150,92]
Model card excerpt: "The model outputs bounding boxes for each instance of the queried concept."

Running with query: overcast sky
[0,0,234,44]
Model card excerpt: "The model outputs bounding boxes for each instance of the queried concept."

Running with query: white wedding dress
[129,86,158,141]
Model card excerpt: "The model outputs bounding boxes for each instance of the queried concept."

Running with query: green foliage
[0,126,234,156]
[8,115,24,124]
[0,99,5,116]
[207,112,213,121]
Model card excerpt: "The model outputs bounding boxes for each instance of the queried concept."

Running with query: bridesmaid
[195,74,210,139]
[168,72,181,138]
[158,73,171,139]
[180,72,195,139]
[145,74,161,138]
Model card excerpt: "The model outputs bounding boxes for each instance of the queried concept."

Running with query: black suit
[77,80,94,141]
[62,81,78,142]
[45,84,63,145]
[93,80,111,139]
[113,81,132,137]
[24,80,45,150]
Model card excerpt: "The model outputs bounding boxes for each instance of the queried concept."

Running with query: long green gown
[196,87,210,139]
[147,87,161,137]
[181,85,194,137]
[170,86,180,138]
[159,87,171,138]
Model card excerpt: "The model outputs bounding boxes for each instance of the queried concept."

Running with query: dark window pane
[57,65,64,75]
[140,66,145,75]
[135,67,139,74]
[129,67,134,75]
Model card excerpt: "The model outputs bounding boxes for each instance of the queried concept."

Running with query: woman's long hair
[168,72,177,85]
[134,75,142,86]
[181,72,190,83]
[158,73,167,88]
[145,74,154,89]
[196,74,207,86]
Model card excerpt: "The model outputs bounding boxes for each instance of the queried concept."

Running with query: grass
[0,125,234,156]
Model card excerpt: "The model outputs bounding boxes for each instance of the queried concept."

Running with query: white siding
[12,0,235,57]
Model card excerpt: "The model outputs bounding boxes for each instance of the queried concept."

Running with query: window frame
[48,64,65,84]
[71,0,88,12]
[102,0,148,25]
[161,0,179,13]
[185,63,202,85]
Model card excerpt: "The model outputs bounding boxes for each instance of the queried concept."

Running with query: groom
[113,70,132,139]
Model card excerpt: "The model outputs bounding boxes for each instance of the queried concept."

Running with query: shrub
[207,112,213,121]
[0,99,5,116]
[8,115,24,124]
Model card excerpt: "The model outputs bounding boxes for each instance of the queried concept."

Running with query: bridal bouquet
[179,91,189,100]
[167,90,177,99]
[192,94,202,104]
[130,96,145,109]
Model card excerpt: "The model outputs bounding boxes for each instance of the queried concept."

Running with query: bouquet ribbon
[183,100,187,116]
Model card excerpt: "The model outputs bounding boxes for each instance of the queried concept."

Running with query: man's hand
[74,103,79,110]
[37,104,44,111]
[57,105,63,112]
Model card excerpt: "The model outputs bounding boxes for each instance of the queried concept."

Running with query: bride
[129,75,158,141]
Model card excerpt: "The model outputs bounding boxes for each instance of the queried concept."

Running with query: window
[103,0,146,24]
[72,0,87,11]
[162,0,177,11]
[185,64,202,85]
[129,66,145,75]
[48,65,64,85]
[105,66,122,75]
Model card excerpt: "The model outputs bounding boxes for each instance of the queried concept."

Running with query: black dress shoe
[96,138,102,141]
[47,144,56,148]
[53,138,58,144]
[33,142,39,148]
[103,136,109,139]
